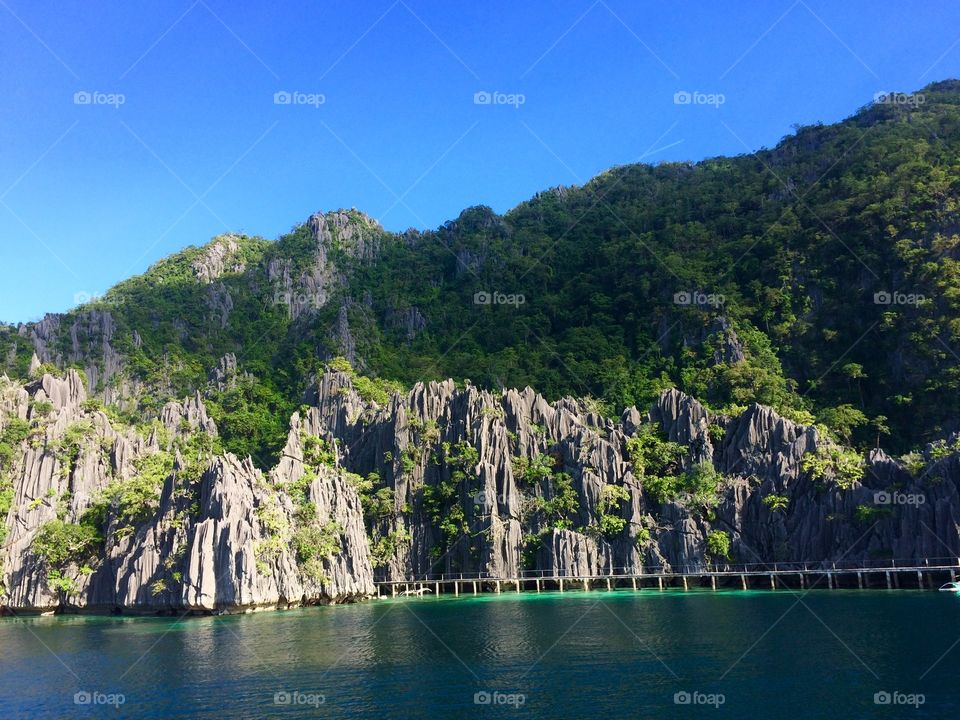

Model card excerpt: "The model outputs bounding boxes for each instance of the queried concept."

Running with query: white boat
[938,581,960,592]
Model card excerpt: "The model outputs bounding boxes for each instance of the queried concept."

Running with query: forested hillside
[3,80,960,466]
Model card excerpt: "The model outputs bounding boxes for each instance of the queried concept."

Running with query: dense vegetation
[3,80,960,465]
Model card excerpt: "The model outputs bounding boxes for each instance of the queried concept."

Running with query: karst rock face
[303,371,960,581]
[2,368,959,614]
[0,370,374,615]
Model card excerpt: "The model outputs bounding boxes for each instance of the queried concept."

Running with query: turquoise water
[1,589,959,718]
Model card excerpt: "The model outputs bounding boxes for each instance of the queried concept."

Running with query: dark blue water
[1,589,958,718]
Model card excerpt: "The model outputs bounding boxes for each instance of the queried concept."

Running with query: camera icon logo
[673,91,692,105]
[73,91,92,105]
[874,291,892,305]
[474,691,492,705]
[274,691,292,705]
[673,291,692,305]
[274,91,292,105]
[474,291,492,305]
[874,491,891,505]
[474,91,492,105]
[74,691,92,705]
[674,691,691,704]
[874,691,892,705]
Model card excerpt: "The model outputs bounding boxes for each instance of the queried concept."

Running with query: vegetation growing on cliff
[801,446,865,489]
[705,530,731,562]
[626,423,685,503]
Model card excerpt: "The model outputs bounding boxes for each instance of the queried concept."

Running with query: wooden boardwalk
[374,560,960,597]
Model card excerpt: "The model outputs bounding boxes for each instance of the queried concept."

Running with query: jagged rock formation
[3,366,960,615]
[0,370,374,614]
[303,371,960,580]
[24,310,127,405]
[191,235,247,284]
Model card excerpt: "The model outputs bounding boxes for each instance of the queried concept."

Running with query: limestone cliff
[305,370,960,579]
[0,370,374,614]
[3,366,959,614]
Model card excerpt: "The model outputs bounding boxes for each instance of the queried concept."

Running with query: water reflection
[1,591,959,718]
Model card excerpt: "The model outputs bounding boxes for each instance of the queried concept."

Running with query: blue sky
[1,0,959,322]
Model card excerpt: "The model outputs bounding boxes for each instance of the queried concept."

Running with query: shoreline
[2,581,954,619]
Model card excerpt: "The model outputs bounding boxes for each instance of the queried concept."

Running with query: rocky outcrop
[159,393,217,437]
[267,211,384,325]
[209,353,240,391]
[310,210,383,262]
[27,310,125,403]
[0,371,374,615]
[540,529,612,577]
[191,235,247,284]
[204,282,234,329]
[302,372,960,579]
[332,306,357,364]
[385,306,427,342]
[5,365,960,614]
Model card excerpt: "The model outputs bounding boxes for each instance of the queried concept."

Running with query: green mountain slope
[3,80,960,465]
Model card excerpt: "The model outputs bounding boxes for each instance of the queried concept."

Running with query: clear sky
[2,0,959,322]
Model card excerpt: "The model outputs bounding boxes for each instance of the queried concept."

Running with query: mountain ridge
[2,79,960,467]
